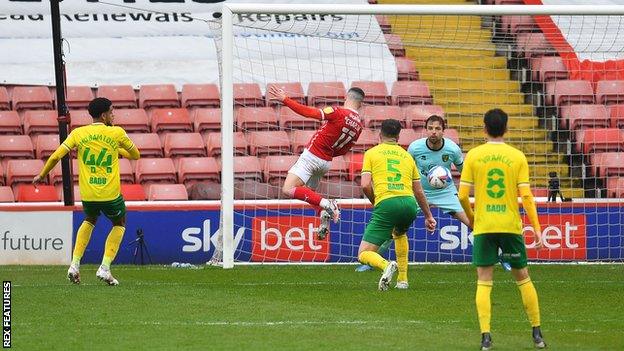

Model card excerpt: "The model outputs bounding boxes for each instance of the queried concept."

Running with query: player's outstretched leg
[355,239,391,272]
[315,210,332,240]
[67,219,96,284]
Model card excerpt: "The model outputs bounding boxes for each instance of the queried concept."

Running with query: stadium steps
[418,68,510,81]
[443,103,534,116]
[435,92,525,105]
[448,115,539,128]
[430,80,520,92]
[415,56,509,70]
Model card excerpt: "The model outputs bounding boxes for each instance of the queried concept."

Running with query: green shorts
[363,196,420,246]
[82,195,126,222]
[472,233,527,269]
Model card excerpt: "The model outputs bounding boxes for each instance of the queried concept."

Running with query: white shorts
[288,149,331,190]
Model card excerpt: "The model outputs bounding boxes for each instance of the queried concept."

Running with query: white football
[427,166,452,189]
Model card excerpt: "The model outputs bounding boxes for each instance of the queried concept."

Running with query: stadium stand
[307,82,346,106]
[233,156,263,182]
[596,80,624,105]
[205,132,248,157]
[114,109,150,133]
[609,105,624,128]
[0,135,34,159]
[135,158,177,184]
[181,83,220,108]
[0,111,22,134]
[559,104,610,132]
[362,105,402,128]
[49,161,79,185]
[65,86,94,109]
[35,134,60,159]
[590,152,624,178]
[193,108,221,134]
[97,85,138,108]
[247,130,291,157]
[121,184,147,201]
[391,81,433,105]
[139,84,180,109]
[344,153,364,183]
[351,128,378,153]
[395,57,419,81]
[236,107,279,131]
[15,184,58,202]
[235,180,279,200]
[263,155,299,186]
[177,157,220,184]
[163,133,206,158]
[279,108,320,130]
[12,86,54,110]
[531,56,568,82]
[128,133,163,158]
[0,87,9,110]
[0,186,13,202]
[403,105,445,129]
[319,180,362,199]
[383,33,406,57]
[575,128,624,154]
[6,159,44,187]
[266,82,306,106]
[150,108,193,134]
[69,110,93,130]
[351,81,390,105]
[233,83,264,107]
[23,110,58,136]
[147,183,188,201]
[545,80,594,106]
[290,130,317,154]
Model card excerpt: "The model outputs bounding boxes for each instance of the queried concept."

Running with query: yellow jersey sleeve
[115,127,136,151]
[361,150,372,174]
[61,130,77,150]
[459,151,474,184]
[517,152,530,187]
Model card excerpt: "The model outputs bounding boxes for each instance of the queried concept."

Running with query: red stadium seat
[205,132,248,157]
[139,84,180,109]
[233,83,264,107]
[35,134,60,159]
[508,15,538,34]
[97,85,137,108]
[235,180,279,200]
[596,80,624,105]
[445,128,461,146]
[344,153,364,182]
[234,156,263,182]
[128,133,163,157]
[147,183,188,201]
[118,158,134,184]
[326,156,348,180]
[391,81,433,106]
[576,128,624,154]
[12,86,53,110]
[266,82,305,106]
[606,178,624,198]
[177,157,220,184]
[6,159,44,187]
[49,161,79,185]
[403,105,445,129]
[121,184,146,201]
[0,135,34,159]
[0,186,14,202]
[590,152,624,177]
[395,57,419,81]
[0,111,22,134]
[319,180,362,199]
[236,107,279,131]
[516,32,554,58]
[362,105,403,128]
[187,181,221,200]
[545,80,594,107]
[375,15,391,33]
[65,86,94,109]
[163,132,206,158]
[290,130,316,154]
[0,87,9,110]
[135,158,177,184]
[279,108,320,131]
[559,104,610,132]
[0,163,4,186]
[15,184,59,202]
[113,109,150,133]
[69,110,93,130]
[307,82,346,107]
[398,128,425,149]
[384,33,405,57]
[351,128,378,153]
[150,108,193,133]
[263,155,299,185]
[181,83,220,108]
[352,81,390,105]
[531,56,568,82]
[247,131,291,157]
[23,110,58,135]
[193,108,221,133]
[608,105,624,128]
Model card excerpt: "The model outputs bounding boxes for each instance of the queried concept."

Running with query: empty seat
[187,181,221,200]
[351,128,378,153]
[205,132,248,157]
[398,128,425,149]
[606,178,624,198]
[65,86,94,109]
[291,130,316,154]
[233,83,264,107]
[181,83,220,108]
[6,159,44,186]
[516,32,554,58]
[150,108,192,133]
[139,84,179,109]
[596,80,624,105]
[35,134,60,159]
[590,152,624,177]
[352,81,390,105]
[0,186,14,202]
[0,163,4,185]
[118,158,134,184]
[234,180,279,200]
[97,85,137,108]
[391,81,433,105]
[344,153,364,182]
[266,82,305,106]
[177,157,220,184]
[559,104,610,131]
[362,105,402,128]
[121,184,146,201]
[375,14,391,33]
[147,183,188,201]
[236,107,279,131]
[234,156,263,182]
[69,110,93,130]
[15,184,59,202]
[531,56,568,82]
[12,86,53,110]
[384,33,405,57]
[0,135,34,159]
[279,108,321,131]
[609,105,624,128]
[163,132,206,158]
[319,180,362,199]
[247,131,291,157]
[403,105,445,129]
[193,108,221,133]
[0,87,9,110]
[128,133,163,157]
[135,158,177,184]
[307,82,346,106]
[23,110,58,135]
[545,80,594,107]
[113,109,150,133]
[576,128,624,154]
[326,156,348,180]
[445,129,461,146]
[504,15,538,34]
[49,161,79,185]
[395,57,419,81]
[0,111,22,134]
[263,155,299,185]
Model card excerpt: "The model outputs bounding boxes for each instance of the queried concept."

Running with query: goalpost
[217,4,624,269]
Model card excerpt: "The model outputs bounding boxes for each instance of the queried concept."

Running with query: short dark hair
[483,108,508,138]
[381,118,402,139]
[425,115,446,130]
[88,97,112,119]
[347,87,365,101]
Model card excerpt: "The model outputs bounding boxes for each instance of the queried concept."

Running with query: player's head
[88,97,114,126]
[483,108,507,138]
[346,87,365,109]
[380,118,402,142]
[424,115,446,145]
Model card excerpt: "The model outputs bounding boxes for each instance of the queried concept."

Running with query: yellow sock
[517,278,541,327]
[476,280,493,333]
[393,235,409,282]
[358,250,389,271]
[71,221,94,266]
[101,226,126,268]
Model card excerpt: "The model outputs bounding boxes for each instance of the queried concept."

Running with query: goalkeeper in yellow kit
[33,97,140,286]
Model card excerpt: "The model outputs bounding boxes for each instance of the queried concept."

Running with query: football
[427,165,452,189]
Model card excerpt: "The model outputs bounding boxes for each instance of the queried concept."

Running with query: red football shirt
[307,106,363,161]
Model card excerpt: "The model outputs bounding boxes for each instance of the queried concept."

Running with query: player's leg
[473,234,499,351]
[391,197,419,288]
[67,204,99,284]
[355,238,391,272]
[96,195,127,286]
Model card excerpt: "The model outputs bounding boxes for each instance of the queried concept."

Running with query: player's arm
[518,157,543,249]
[361,172,375,205]
[458,183,474,226]
[117,128,140,160]
[267,86,322,120]
[33,144,70,184]
[413,180,436,232]
[453,143,464,172]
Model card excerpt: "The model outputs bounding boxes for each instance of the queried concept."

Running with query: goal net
[214,2,624,268]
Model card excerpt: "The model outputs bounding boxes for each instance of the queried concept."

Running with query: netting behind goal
[214,4,624,266]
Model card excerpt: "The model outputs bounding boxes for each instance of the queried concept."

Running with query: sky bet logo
[181,220,245,253]
[251,217,329,262]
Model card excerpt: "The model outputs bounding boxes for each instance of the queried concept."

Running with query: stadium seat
[0,135,34,159]
[23,110,58,135]
[559,104,610,132]
[65,86,94,109]
[263,155,299,185]
[279,108,321,131]
[266,82,305,106]
[163,132,206,158]
[395,57,419,81]
[15,184,59,202]
[290,130,316,154]
[351,128,378,153]
[193,108,221,134]
[234,156,263,182]
[0,111,22,134]
[596,80,624,105]
[135,158,177,184]
[69,110,93,130]
[233,83,264,107]
[0,87,9,110]
[307,82,346,107]
[398,128,425,149]
[445,128,461,146]
[352,81,390,105]
[187,181,221,200]
[531,56,568,82]
[590,152,624,177]
[139,84,180,109]
[576,128,624,154]
[181,83,220,108]
[177,157,220,184]
[319,180,362,199]
[236,107,279,131]
[609,105,624,128]
[12,86,53,110]
[118,158,134,184]
[49,161,79,185]
[362,105,402,128]
[247,130,291,157]
[384,33,405,57]
[234,180,279,200]
[205,132,248,157]
[113,109,150,133]
[0,163,4,186]
[150,108,193,133]
[606,178,624,198]
[403,105,445,129]
[326,156,348,180]
[516,32,554,58]
[147,183,188,201]
[545,80,594,107]
[344,153,364,182]
[6,159,44,187]
[35,134,60,159]
[391,81,433,106]
[507,15,538,34]
[128,133,163,157]
[121,184,146,201]
[97,85,137,108]
[0,186,14,202]
[375,15,391,33]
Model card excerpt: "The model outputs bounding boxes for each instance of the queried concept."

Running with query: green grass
[2,264,623,350]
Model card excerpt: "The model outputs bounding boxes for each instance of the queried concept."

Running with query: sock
[101,226,126,269]
[358,251,389,271]
[476,280,493,333]
[293,186,322,207]
[377,239,393,256]
[517,278,541,327]
[71,221,95,267]
[393,235,409,282]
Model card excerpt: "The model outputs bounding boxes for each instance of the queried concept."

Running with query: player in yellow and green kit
[358,119,436,291]
[458,109,546,350]
[33,97,140,286]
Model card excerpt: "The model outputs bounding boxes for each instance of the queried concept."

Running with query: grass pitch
[2,264,623,350]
